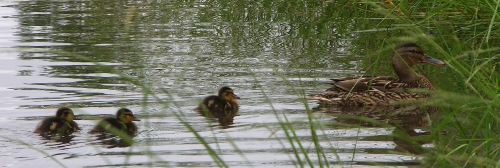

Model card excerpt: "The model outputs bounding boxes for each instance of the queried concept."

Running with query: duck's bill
[234,95,241,99]
[423,55,445,65]
[73,116,82,120]
[133,116,141,121]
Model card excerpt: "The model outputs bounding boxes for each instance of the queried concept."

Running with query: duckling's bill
[127,113,140,121]
[133,116,141,121]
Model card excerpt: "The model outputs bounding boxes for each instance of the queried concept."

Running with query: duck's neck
[226,99,239,111]
[391,55,417,83]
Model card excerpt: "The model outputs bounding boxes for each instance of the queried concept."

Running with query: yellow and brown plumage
[195,87,240,119]
[308,43,445,106]
[89,108,140,136]
[34,107,80,135]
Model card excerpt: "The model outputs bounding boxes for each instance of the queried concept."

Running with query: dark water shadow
[196,110,238,128]
[37,133,77,144]
[313,103,442,156]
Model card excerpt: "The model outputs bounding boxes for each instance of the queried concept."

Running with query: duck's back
[89,117,138,136]
[309,75,433,106]
[197,95,238,117]
[89,117,124,133]
[35,117,79,134]
[309,43,443,106]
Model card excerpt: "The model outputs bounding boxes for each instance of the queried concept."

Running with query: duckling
[195,87,240,118]
[88,108,140,136]
[34,107,80,135]
[308,43,445,106]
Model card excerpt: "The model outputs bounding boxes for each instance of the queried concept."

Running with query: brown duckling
[195,87,240,118]
[88,108,140,136]
[308,43,445,106]
[34,107,80,135]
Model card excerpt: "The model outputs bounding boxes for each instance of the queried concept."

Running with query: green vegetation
[336,0,500,167]
[77,0,500,167]
[367,0,500,167]
[9,0,500,167]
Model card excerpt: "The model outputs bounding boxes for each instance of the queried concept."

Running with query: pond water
[0,1,444,167]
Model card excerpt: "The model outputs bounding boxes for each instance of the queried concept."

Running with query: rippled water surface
[0,1,444,167]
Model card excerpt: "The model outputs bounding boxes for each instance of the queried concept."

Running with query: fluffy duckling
[195,87,240,118]
[34,107,80,135]
[89,108,140,136]
[308,43,445,106]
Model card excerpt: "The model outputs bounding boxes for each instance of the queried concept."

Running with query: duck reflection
[37,134,77,144]
[313,103,439,155]
[91,134,135,148]
[195,87,240,127]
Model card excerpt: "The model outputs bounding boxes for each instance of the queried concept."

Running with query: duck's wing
[34,117,63,134]
[196,95,227,117]
[125,122,138,136]
[89,117,123,134]
[326,76,399,92]
[370,76,405,92]
[333,80,369,92]
[308,75,432,105]
[329,75,374,82]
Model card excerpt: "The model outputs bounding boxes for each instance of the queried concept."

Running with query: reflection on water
[315,104,437,127]
[313,103,438,156]
[0,0,450,167]
[91,133,134,148]
[37,134,77,144]
[197,110,237,127]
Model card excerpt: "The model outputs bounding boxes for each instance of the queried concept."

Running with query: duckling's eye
[410,49,416,53]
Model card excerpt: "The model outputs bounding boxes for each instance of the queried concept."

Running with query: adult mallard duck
[308,43,445,106]
[89,108,140,136]
[195,87,240,120]
[34,107,80,135]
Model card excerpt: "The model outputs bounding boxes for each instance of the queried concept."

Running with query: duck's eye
[410,49,416,53]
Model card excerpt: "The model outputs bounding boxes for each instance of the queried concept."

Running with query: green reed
[22,0,500,167]
[360,0,500,167]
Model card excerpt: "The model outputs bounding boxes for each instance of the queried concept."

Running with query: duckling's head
[393,43,445,67]
[218,87,240,101]
[116,108,140,124]
[55,107,75,121]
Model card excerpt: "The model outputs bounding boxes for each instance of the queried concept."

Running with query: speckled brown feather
[309,43,444,106]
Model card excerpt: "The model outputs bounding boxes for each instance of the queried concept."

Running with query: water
[0,1,441,167]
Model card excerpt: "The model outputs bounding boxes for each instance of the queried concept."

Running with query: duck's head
[218,87,240,101]
[116,108,140,124]
[393,43,445,67]
[55,107,75,121]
